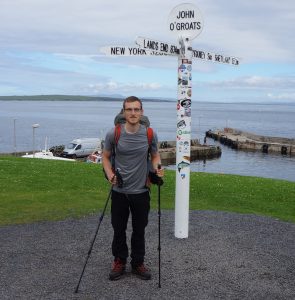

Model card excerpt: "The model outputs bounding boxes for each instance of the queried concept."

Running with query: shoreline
[0,140,222,166]
[1,96,295,106]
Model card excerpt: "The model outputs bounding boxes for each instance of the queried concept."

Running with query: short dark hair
[123,96,142,110]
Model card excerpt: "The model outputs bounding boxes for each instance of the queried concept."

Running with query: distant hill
[0,95,173,102]
[0,95,122,101]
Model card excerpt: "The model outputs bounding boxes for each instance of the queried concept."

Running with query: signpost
[100,3,239,239]
[100,46,172,56]
[167,3,203,238]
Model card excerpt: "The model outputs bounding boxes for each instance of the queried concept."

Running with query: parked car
[62,138,102,159]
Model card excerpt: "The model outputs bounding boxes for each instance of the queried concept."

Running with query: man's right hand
[109,173,117,185]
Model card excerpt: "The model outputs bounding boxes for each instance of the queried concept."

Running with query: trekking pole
[158,182,161,288]
[74,187,112,294]
[157,164,163,288]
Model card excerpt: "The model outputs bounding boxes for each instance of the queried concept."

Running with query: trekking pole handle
[156,164,164,186]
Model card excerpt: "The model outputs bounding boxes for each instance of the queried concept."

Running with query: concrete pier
[158,139,221,165]
[206,128,295,156]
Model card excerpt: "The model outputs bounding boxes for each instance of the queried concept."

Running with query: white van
[62,138,102,159]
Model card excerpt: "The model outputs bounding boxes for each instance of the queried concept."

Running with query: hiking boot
[109,258,126,281]
[131,263,151,280]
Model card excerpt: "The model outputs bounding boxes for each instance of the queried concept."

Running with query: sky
[0,0,295,103]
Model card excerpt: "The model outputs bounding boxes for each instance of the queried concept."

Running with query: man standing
[102,96,163,281]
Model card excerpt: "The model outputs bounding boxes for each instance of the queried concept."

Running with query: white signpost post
[100,3,239,239]
[167,3,203,239]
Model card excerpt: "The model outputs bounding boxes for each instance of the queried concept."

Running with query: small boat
[22,150,75,161]
[22,137,74,162]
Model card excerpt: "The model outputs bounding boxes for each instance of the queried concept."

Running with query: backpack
[114,111,150,127]
[103,124,154,186]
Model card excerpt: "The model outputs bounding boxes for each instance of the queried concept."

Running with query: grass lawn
[0,156,294,225]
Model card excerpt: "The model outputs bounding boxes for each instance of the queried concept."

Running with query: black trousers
[111,190,150,267]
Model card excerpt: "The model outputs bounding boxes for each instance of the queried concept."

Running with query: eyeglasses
[124,108,142,113]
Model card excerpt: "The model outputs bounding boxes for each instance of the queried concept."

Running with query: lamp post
[32,123,40,157]
[13,118,17,156]
[198,116,202,143]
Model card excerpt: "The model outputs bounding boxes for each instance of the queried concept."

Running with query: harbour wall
[158,139,221,166]
[206,128,295,156]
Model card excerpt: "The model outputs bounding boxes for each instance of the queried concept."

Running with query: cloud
[197,1,295,63]
[267,93,295,101]
[204,75,295,90]
[1,0,295,62]
[87,81,162,94]
[0,0,295,100]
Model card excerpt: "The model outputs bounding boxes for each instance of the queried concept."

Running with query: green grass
[0,156,294,226]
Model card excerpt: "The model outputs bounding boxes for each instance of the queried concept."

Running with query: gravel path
[1,210,294,300]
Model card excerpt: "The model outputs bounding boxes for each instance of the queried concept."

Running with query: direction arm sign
[192,49,240,65]
[135,36,179,56]
[100,44,240,66]
[99,46,171,56]
[134,36,240,65]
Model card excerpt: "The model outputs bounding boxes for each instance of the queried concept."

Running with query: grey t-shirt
[104,124,158,194]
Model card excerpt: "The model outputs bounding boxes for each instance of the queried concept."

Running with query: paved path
[1,211,294,299]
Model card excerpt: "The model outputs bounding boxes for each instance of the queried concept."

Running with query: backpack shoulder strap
[109,124,121,171]
[146,127,153,147]
[115,124,153,146]
[114,124,121,145]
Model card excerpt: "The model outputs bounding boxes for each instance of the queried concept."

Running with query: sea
[0,100,295,182]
